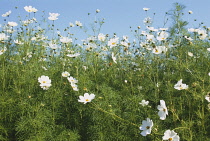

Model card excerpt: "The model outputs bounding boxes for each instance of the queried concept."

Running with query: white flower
[24,6,38,13]
[48,13,60,21]
[111,52,117,64]
[157,100,168,120]
[75,21,82,27]
[14,39,23,45]
[78,93,95,104]
[188,10,193,14]
[108,37,119,48]
[2,10,11,17]
[188,52,193,57]
[143,8,150,11]
[62,71,70,77]
[38,75,52,90]
[152,46,167,54]
[139,100,149,106]
[184,36,193,41]
[69,22,75,27]
[139,118,153,136]
[67,53,80,58]
[8,21,18,27]
[205,93,210,102]
[143,17,152,25]
[207,48,210,52]
[0,47,7,55]
[162,130,180,141]
[60,37,72,43]
[174,79,188,90]
[96,9,100,13]
[71,83,79,91]
[157,31,169,41]
[0,33,9,41]
[67,76,78,84]
[98,33,106,41]
[208,72,210,76]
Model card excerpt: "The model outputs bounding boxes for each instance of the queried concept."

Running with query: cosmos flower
[75,21,83,27]
[67,76,78,84]
[98,33,106,41]
[157,31,169,41]
[139,118,153,136]
[0,47,7,55]
[139,100,149,106]
[48,13,60,21]
[108,37,119,48]
[152,46,167,54]
[8,21,18,27]
[2,10,12,17]
[66,53,80,58]
[157,100,168,120]
[24,6,38,13]
[111,52,117,64]
[78,93,95,104]
[60,37,72,43]
[174,79,188,90]
[69,22,75,27]
[38,75,52,90]
[143,17,153,25]
[162,130,180,141]
[143,8,150,11]
[0,33,9,41]
[188,10,193,14]
[205,93,210,102]
[62,71,70,77]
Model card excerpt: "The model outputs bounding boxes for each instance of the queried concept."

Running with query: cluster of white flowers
[38,75,52,90]
[62,71,79,91]
[48,13,60,21]
[2,10,11,17]
[24,6,38,13]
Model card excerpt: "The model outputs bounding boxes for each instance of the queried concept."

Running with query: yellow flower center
[43,81,46,83]
[169,138,173,141]
[85,99,89,102]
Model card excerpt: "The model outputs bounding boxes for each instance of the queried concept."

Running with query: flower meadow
[0,3,210,141]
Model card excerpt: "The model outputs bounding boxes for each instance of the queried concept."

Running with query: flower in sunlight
[139,100,149,107]
[207,48,210,52]
[78,93,95,104]
[157,31,169,41]
[174,79,188,90]
[205,93,210,102]
[24,6,38,13]
[75,21,83,27]
[184,36,193,41]
[0,33,9,41]
[67,53,80,58]
[2,10,12,17]
[152,46,167,54]
[162,130,180,141]
[67,76,78,84]
[71,83,79,91]
[0,47,7,55]
[60,36,72,43]
[14,39,23,45]
[69,22,75,27]
[98,33,106,41]
[143,17,153,25]
[96,9,100,13]
[48,13,60,21]
[8,21,18,27]
[38,75,52,90]
[143,8,150,11]
[139,118,153,136]
[111,52,117,64]
[188,52,193,57]
[62,71,70,77]
[157,100,168,120]
[108,37,119,48]
[188,10,193,14]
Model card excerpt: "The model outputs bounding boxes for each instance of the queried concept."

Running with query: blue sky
[1,0,210,40]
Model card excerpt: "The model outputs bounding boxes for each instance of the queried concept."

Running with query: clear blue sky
[1,0,210,40]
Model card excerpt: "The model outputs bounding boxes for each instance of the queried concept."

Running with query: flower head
[24,6,38,13]
[38,75,52,90]
[8,21,18,27]
[2,10,12,17]
[174,79,188,90]
[60,37,72,43]
[108,37,119,48]
[162,130,180,141]
[139,100,149,106]
[143,8,150,11]
[78,93,95,104]
[48,13,60,21]
[157,100,168,120]
[62,71,70,77]
[205,93,210,102]
[139,118,153,136]
[75,21,82,27]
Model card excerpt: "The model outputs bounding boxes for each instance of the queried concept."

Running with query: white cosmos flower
[24,6,38,13]
[75,21,82,27]
[8,21,18,27]
[60,37,72,43]
[162,130,180,141]
[139,118,153,136]
[174,79,188,90]
[78,93,95,104]
[157,100,168,120]
[98,33,106,41]
[108,37,119,48]
[67,53,80,58]
[67,76,78,84]
[2,10,12,17]
[62,71,70,77]
[0,47,7,55]
[139,100,149,106]
[143,8,150,11]
[152,46,167,54]
[48,13,60,21]
[207,48,210,52]
[143,17,153,25]
[157,31,169,41]
[205,93,210,102]
[69,22,75,27]
[38,75,52,90]
[0,33,9,41]
[71,83,79,91]
[111,52,117,64]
